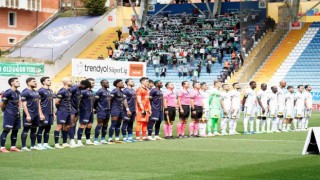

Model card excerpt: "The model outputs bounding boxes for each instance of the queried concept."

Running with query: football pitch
[0,113,320,180]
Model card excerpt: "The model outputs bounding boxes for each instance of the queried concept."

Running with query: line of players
[0,76,312,152]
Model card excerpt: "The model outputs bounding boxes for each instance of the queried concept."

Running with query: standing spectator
[206,61,212,74]
[116,29,122,41]
[160,66,167,78]
[182,66,188,77]
[131,15,137,26]
[155,66,159,77]
[113,40,119,50]
[108,47,114,58]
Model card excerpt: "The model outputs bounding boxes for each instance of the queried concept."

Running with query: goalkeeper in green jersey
[208,80,222,136]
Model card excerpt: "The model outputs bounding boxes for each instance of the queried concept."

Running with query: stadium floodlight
[302,127,320,155]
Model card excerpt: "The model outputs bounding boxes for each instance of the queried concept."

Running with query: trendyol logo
[45,24,86,42]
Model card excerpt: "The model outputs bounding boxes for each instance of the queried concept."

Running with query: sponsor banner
[72,59,146,78]
[0,63,44,76]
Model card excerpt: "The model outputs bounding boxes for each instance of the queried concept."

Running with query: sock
[287,123,291,130]
[261,120,266,132]
[155,120,161,136]
[147,121,155,136]
[115,121,121,138]
[169,125,173,136]
[249,118,254,132]
[95,125,102,139]
[278,118,283,130]
[62,130,68,144]
[220,118,226,132]
[0,130,10,147]
[229,120,234,133]
[213,118,218,132]
[305,118,309,129]
[301,118,306,129]
[54,130,60,144]
[128,134,133,140]
[244,117,249,132]
[181,123,186,136]
[11,129,18,147]
[293,119,297,129]
[122,120,128,138]
[189,122,194,135]
[164,124,169,137]
[44,126,51,143]
[233,120,238,132]
[272,118,277,131]
[85,128,91,140]
[298,120,302,129]
[68,126,75,140]
[193,123,199,136]
[102,126,107,139]
[177,123,182,136]
[256,119,261,132]
[77,128,84,141]
[267,118,271,132]
[109,121,117,139]
[37,127,44,144]
[128,120,134,135]
[30,128,37,147]
[142,131,147,137]
[283,123,287,130]
[207,119,213,133]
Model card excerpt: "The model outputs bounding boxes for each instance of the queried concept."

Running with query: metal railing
[238,29,287,83]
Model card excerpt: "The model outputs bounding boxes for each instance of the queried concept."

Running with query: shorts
[179,105,190,119]
[79,113,94,124]
[40,114,54,126]
[3,113,21,130]
[277,105,285,117]
[164,106,176,121]
[256,107,267,118]
[285,109,294,119]
[97,110,111,120]
[221,109,231,118]
[231,109,240,120]
[209,108,221,119]
[123,111,136,122]
[23,113,40,127]
[111,110,124,119]
[56,111,71,125]
[268,108,277,118]
[149,110,164,122]
[71,107,79,115]
[295,108,304,118]
[191,106,203,119]
[305,109,312,118]
[244,107,256,118]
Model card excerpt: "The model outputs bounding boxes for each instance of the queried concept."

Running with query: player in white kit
[267,86,278,133]
[230,83,241,135]
[256,83,268,133]
[199,82,209,137]
[277,81,286,131]
[303,85,312,130]
[283,86,294,132]
[294,85,305,131]
[220,84,232,135]
[242,81,257,134]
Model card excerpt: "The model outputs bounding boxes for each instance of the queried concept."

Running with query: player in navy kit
[77,78,96,146]
[0,78,21,153]
[54,77,73,149]
[21,77,45,151]
[68,79,91,147]
[122,78,137,142]
[36,77,55,150]
[108,79,131,143]
[94,80,112,145]
[148,80,164,140]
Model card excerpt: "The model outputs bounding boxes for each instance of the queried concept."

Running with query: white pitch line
[211,138,304,143]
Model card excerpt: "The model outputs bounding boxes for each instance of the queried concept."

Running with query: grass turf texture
[0,112,320,179]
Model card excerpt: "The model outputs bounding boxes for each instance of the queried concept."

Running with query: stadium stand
[270,22,320,91]
[252,24,310,83]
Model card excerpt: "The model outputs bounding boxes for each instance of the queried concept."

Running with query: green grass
[0,112,320,179]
